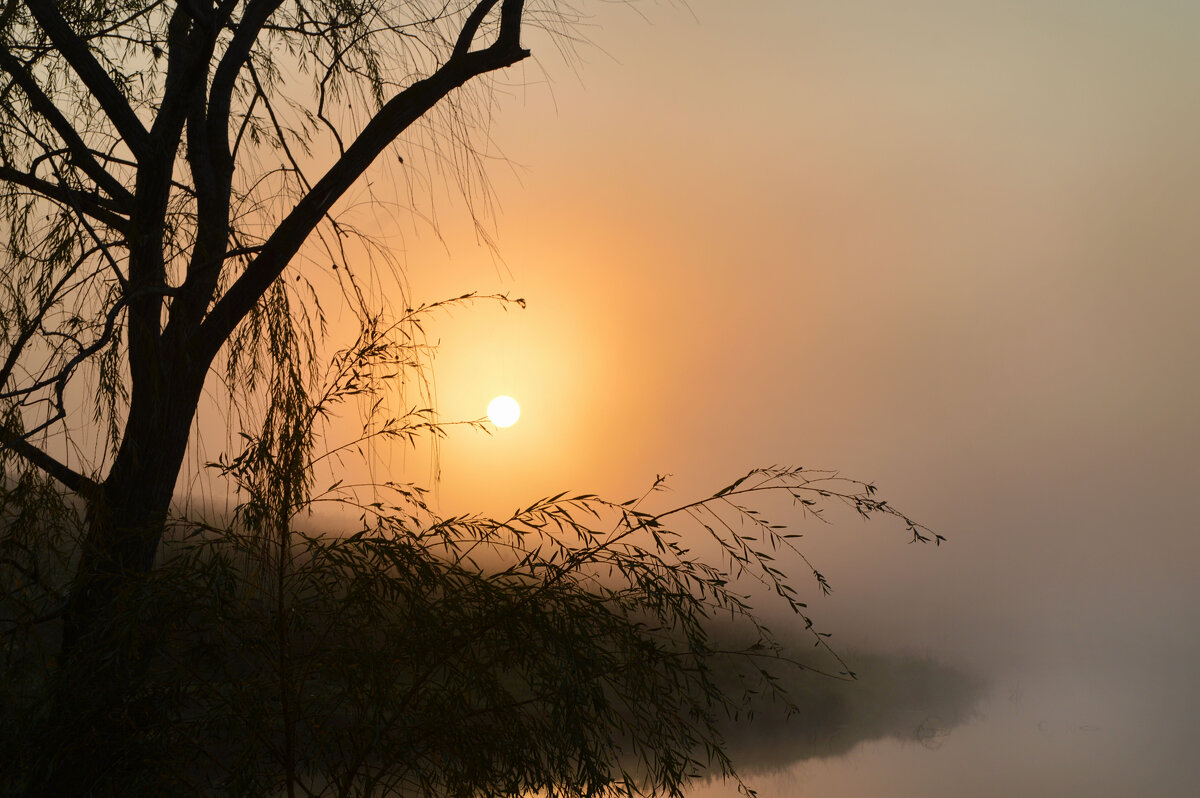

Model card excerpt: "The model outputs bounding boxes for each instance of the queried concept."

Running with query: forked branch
[196,0,531,358]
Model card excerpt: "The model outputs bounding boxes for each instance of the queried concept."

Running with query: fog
[378,1,1200,794]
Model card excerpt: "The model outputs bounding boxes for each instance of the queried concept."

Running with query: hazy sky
[325,2,1200,795]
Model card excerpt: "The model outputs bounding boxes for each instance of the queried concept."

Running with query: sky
[314,2,1200,795]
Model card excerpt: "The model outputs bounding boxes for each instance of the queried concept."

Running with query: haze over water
[359,2,1199,794]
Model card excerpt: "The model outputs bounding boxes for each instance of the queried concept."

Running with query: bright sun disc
[487,395,521,428]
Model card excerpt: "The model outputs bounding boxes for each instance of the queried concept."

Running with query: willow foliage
[1,304,940,796]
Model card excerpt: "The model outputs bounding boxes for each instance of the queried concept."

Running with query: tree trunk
[60,370,203,655]
[37,362,209,796]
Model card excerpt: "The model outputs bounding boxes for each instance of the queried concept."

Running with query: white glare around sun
[487,395,521,428]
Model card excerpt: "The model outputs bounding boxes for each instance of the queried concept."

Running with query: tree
[0,0,540,655]
[0,2,943,795]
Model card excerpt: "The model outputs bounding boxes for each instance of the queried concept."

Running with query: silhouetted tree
[0,2,942,795]
[0,0,540,660]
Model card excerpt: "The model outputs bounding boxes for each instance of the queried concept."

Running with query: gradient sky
[324,2,1200,795]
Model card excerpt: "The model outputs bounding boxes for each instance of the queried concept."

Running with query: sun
[487,395,521,428]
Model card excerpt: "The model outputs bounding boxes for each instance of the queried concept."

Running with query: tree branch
[0,431,99,498]
[0,164,128,230]
[0,43,133,204]
[0,242,106,397]
[197,0,531,359]
[22,0,151,159]
[149,0,236,152]
[147,2,204,146]
[208,0,286,131]
[453,0,503,59]
[156,0,283,342]
[0,285,177,408]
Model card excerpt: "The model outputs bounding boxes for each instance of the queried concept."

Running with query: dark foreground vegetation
[1,317,959,796]
[0,462,967,797]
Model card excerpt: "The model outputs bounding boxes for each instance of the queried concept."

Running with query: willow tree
[0,0,542,653]
[0,1,945,796]
[0,0,549,788]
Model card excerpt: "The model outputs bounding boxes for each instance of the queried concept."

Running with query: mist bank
[693,610,983,776]
[719,650,981,772]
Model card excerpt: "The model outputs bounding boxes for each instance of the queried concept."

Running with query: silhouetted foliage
[3,309,942,796]
[0,2,945,796]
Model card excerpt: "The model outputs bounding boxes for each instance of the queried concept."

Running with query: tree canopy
[0,2,943,796]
